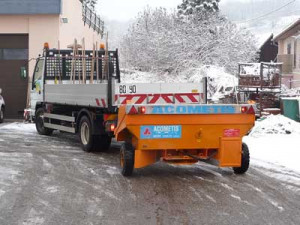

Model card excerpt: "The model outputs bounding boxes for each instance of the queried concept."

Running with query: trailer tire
[120,142,135,177]
[233,143,250,174]
[93,135,112,152]
[35,108,53,136]
[79,116,95,152]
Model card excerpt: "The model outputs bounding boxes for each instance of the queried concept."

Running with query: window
[287,43,292,55]
[294,40,297,68]
[32,59,44,90]
[0,48,28,60]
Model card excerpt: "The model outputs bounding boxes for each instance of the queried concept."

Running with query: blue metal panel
[0,0,61,15]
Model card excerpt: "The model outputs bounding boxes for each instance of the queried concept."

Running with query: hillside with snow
[220,0,300,47]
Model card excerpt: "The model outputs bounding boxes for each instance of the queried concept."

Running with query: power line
[235,0,296,24]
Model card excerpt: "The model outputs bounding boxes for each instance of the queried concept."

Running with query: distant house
[0,0,104,118]
[274,19,300,89]
[259,34,278,63]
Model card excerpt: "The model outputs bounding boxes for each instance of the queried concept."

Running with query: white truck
[29,45,207,151]
[29,44,255,176]
[0,88,5,123]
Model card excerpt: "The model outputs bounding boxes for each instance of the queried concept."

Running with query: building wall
[0,0,61,15]
[0,15,60,77]
[0,0,102,78]
[59,0,102,50]
[0,0,103,111]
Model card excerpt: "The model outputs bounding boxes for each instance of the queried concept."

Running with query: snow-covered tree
[121,7,258,75]
[178,0,220,15]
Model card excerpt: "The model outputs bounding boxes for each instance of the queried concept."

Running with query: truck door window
[32,59,44,90]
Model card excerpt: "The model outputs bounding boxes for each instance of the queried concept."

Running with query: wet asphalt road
[0,123,300,225]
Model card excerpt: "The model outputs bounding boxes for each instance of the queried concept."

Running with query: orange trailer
[115,104,255,176]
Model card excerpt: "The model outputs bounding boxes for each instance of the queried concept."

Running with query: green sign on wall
[20,67,27,79]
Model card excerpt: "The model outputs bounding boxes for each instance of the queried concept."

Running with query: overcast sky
[96,0,250,21]
[96,0,187,21]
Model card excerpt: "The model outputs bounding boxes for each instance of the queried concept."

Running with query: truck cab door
[30,58,45,113]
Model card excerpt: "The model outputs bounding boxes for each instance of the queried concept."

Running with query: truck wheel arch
[76,109,93,133]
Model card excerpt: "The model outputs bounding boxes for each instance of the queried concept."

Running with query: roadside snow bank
[244,115,300,175]
[249,115,300,137]
[244,135,300,175]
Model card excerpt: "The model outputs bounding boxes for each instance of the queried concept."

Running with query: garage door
[0,34,28,119]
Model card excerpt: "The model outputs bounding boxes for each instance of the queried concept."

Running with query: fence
[82,3,104,38]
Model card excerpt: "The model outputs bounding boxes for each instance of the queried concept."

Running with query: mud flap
[134,150,159,169]
[219,138,242,167]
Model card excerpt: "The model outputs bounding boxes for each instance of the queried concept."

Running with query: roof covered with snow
[273,18,300,41]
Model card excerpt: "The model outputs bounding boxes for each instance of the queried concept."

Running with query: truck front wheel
[233,143,250,174]
[120,143,135,177]
[35,108,53,136]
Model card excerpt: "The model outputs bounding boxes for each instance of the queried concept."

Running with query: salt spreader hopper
[115,104,255,176]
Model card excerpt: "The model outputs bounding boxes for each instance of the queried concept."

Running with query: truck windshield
[33,59,44,89]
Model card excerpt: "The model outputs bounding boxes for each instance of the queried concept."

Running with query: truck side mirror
[20,67,27,79]
[0,88,2,95]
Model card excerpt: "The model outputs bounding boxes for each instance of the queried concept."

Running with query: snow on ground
[0,122,35,132]
[2,114,300,185]
[249,114,300,137]
[281,86,300,97]
[121,66,238,98]
[244,115,300,181]
[121,66,237,84]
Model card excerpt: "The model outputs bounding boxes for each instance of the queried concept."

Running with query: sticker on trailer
[151,105,236,114]
[224,129,240,137]
[140,125,182,139]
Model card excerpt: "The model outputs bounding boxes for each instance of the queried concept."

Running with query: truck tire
[79,116,95,152]
[233,143,250,174]
[35,108,53,136]
[93,135,112,152]
[120,142,135,177]
[0,107,4,123]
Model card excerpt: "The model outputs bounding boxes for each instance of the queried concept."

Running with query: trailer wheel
[79,116,95,152]
[93,135,112,152]
[120,142,135,177]
[233,143,250,174]
[35,108,53,136]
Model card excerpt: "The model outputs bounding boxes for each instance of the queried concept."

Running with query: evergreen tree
[83,0,98,10]
[178,0,220,15]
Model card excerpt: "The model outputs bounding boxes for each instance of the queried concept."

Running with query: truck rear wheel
[233,143,250,174]
[79,116,95,152]
[35,108,53,136]
[120,142,135,177]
